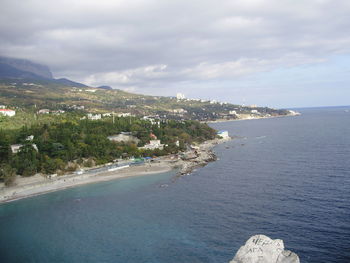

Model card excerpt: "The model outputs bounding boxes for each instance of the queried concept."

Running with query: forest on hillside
[0,117,217,185]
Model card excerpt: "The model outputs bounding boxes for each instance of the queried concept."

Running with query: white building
[87,113,102,120]
[172,108,187,114]
[117,113,132,117]
[229,110,237,115]
[10,144,38,154]
[140,140,164,150]
[108,134,140,144]
[38,109,50,114]
[0,109,16,117]
[251,109,259,114]
[176,93,185,100]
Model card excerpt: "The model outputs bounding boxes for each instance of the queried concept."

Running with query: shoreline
[0,137,230,204]
[204,113,300,124]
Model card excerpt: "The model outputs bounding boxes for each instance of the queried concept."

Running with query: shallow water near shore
[0,106,350,262]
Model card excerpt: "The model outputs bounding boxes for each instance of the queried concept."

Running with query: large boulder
[230,235,300,263]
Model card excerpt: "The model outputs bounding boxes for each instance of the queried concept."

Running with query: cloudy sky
[1,0,349,108]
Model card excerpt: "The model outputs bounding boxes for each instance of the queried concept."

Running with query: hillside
[0,78,289,117]
[0,56,53,79]
[0,57,293,130]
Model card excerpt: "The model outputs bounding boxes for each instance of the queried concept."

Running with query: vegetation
[0,117,216,181]
[0,78,290,130]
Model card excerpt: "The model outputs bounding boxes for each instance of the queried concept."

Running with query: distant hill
[0,56,53,79]
[54,78,87,87]
[0,56,88,88]
[0,63,48,79]
[97,85,113,90]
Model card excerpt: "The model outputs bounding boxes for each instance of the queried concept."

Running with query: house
[217,130,229,139]
[38,109,50,114]
[251,109,259,114]
[71,105,85,110]
[143,116,158,125]
[87,113,102,120]
[108,133,140,144]
[176,93,185,100]
[172,108,187,114]
[229,110,237,115]
[117,113,132,117]
[140,140,164,150]
[26,135,34,141]
[10,144,38,154]
[0,109,15,117]
[52,110,65,115]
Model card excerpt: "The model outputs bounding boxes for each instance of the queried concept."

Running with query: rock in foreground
[230,235,300,263]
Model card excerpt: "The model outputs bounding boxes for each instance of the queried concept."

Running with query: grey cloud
[1,0,350,96]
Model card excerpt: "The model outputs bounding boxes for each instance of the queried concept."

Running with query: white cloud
[0,0,349,100]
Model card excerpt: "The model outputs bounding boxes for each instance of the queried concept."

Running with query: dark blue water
[1,107,349,263]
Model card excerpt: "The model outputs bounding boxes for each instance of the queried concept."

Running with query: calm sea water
[0,107,349,263]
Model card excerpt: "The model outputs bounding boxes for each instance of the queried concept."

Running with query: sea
[0,106,349,263]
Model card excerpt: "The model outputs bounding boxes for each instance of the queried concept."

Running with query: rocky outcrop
[230,235,300,263]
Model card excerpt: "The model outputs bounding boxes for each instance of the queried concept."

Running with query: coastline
[204,113,300,124]
[0,137,230,204]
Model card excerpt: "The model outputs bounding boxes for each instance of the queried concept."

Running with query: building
[0,109,16,117]
[229,110,237,115]
[26,135,34,141]
[176,93,185,100]
[108,133,140,144]
[71,105,85,110]
[52,110,65,115]
[172,108,187,114]
[140,140,164,150]
[38,109,50,114]
[143,116,158,125]
[87,113,102,120]
[251,109,259,114]
[117,113,132,117]
[10,144,38,154]
[217,130,229,139]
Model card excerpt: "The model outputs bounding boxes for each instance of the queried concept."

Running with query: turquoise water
[0,107,349,262]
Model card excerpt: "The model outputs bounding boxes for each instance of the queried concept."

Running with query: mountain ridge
[0,56,90,88]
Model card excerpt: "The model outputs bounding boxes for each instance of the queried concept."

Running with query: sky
[1,0,349,108]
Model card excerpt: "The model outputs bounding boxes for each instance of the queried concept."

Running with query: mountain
[55,78,87,87]
[0,56,53,79]
[0,63,48,79]
[0,56,88,88]
[97,85,113,90]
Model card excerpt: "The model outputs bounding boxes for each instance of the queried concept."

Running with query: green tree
[0,164,16,186]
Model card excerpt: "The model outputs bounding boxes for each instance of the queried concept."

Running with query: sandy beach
[0,137,230,204]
